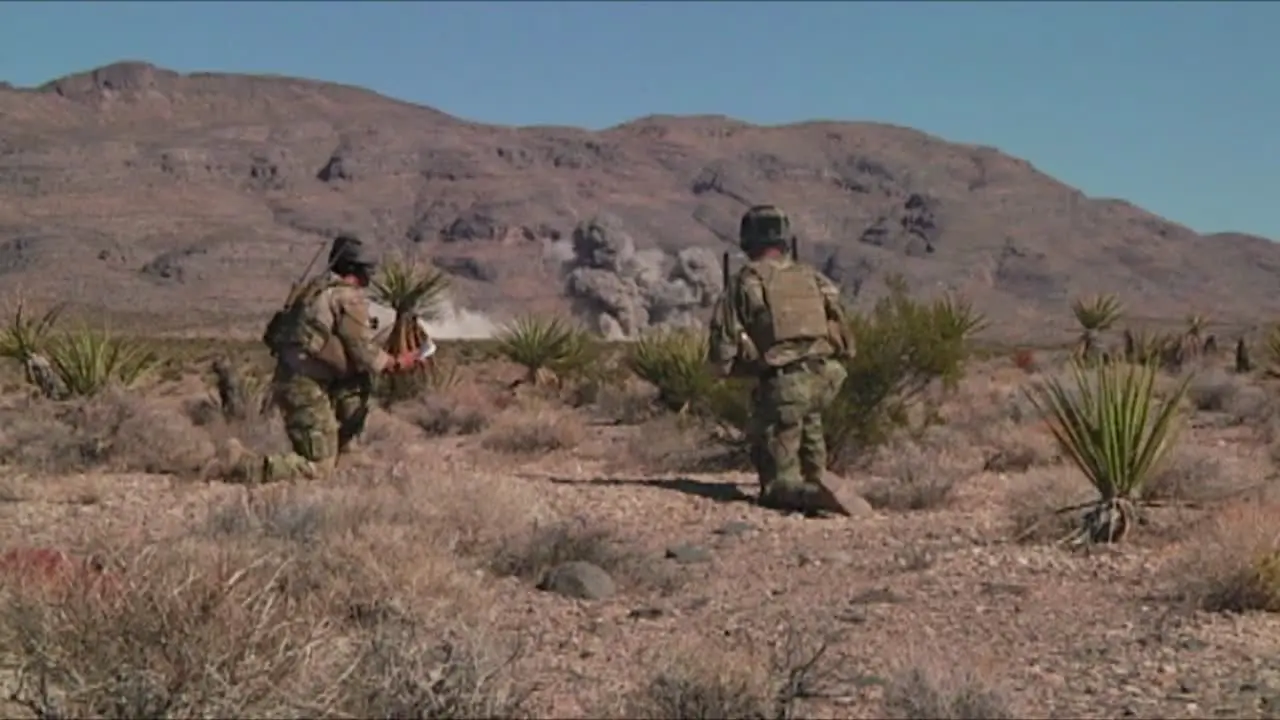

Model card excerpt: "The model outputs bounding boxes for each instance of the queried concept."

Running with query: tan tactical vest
[262,276,350,374]
[743,261,828,360]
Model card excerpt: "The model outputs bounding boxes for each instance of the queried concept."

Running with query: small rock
[849,587,906,605]
[537,561,616,600]
[666,543,712,565]
[713,520,757,537]
[628,606,664,620]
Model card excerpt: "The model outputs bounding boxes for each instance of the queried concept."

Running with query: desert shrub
[883,665,1013,719]
[479,407,584,453]
[623,625,849,720]
[1171,502,1280,613]
[822,277,985,470]
[488,519,675,593]
[864,445,965,512]
[495,314,597,385]
[1,544,329,719]
[1023,360,1190,544]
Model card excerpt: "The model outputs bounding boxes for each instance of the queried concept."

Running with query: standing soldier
[223,234,422,484]
[707,206,856,516]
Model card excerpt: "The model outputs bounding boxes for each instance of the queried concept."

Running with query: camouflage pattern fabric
[708,209,856,512]
[748,357,847,500]
[233,258,392,484]
[227,366,372,484]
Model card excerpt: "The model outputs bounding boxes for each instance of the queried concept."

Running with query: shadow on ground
[547,475,756,505]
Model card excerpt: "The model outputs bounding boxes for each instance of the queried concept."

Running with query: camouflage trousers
[747,357,848,498]
[239,365,372,483]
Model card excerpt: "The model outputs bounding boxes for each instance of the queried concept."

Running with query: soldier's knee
[291,426,338,462]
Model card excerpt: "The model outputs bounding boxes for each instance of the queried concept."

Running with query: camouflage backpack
[261,275,343,357]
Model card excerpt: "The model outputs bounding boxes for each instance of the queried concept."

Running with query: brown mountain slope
[1,60,1276,341]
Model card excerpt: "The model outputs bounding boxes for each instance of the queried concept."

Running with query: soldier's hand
[397,350,422,372]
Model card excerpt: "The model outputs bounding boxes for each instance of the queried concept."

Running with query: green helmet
[329,234,377,272]
[738,205,791,253]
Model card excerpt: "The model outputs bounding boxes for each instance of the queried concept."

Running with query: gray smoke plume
[554,214,723,339]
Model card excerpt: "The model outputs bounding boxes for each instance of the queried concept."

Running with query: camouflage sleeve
[331,287,393,374]
[706,291,739,374]
[815,271,855,357]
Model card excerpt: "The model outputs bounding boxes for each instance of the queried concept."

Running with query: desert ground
[2,299,1280,720]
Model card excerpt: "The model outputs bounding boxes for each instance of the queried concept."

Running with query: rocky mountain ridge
[1,61,1276,341]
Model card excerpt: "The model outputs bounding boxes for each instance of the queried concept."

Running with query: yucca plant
[626,328,717,413]
[0,299,67,397]
[1070,294,1123,363]
[1023,360,1190,545]
[369,259,452,403]
[45,328,160,397]
[0,299,64,362]
[932,294,989,345]
[1121,328,1172,366]
[369,259,451,351]
[495,314,596,386]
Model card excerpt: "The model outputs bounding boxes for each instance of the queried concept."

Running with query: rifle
[283,240,331,309]
[263,240,331,355]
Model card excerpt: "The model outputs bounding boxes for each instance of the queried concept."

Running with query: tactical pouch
[757,264,827,346]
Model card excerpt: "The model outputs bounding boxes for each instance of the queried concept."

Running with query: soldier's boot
[800,480,853,518]
[757,482,811,515]
[213,439,265,485]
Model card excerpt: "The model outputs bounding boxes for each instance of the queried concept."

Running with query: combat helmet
[329,234,378,273]
[738,205,791,254]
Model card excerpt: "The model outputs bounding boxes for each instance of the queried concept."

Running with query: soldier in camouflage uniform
[227,235,421,483]
[708,206,856,516]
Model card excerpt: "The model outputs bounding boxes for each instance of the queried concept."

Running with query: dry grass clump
[488,518,676,594]
[1140,443,1229,504]
[622,415,749,475]
[1185,367,1247,414]
[977,421,1059,474]
[397,381,497,437]
[882,662,1013,719]
[480,405,584,454]
[1169,500,1280,613]
[0,539,533,720]
[863,444,967,512]
[621,625,852,720]
[0,389,215,476]
[1005,466,1096,544]
[623,650,770,719]
[591,376,661,425]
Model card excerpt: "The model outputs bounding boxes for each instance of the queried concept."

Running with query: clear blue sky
[2,1,1276,239]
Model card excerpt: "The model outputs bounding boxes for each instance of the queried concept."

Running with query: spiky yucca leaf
[1023,360,1190,543]
[369,260,451,321]
[0,300,65,362]
[626,328,716,413]
[932,294,988,343]
[1071,294,1124,332]
[44,329,160,397]
[495,315,595,384]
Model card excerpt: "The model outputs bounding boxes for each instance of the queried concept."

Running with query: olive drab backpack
[261,275,343,358]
